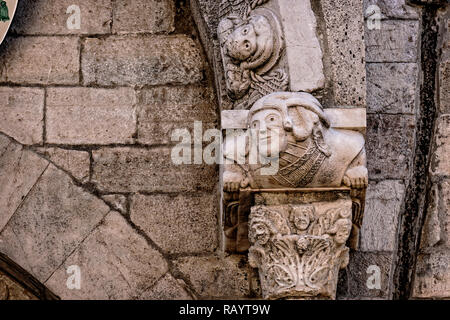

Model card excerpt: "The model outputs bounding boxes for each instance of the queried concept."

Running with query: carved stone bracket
[190,0,367,300]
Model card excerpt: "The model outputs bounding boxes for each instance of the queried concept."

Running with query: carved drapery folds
[191,0,367,300]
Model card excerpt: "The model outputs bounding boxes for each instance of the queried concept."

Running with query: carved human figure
[223,91,368,191]
[290,205,315,234]
[218,8,286,104]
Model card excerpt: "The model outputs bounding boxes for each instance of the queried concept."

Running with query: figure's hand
[343,166,368,189]
[223,170,248,192]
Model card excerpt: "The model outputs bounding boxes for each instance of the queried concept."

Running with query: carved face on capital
[333,219,352,245]
[291,206,315,231]
[249,108,288,158]
[249,221,271,246]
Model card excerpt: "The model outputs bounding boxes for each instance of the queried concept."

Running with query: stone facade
[0,0,448,300]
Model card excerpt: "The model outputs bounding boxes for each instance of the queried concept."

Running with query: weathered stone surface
[173,255,251,298]
[345,251,392,299]
[0,136,48,231]
[421,180,450,249]
[361,180,405,251]
[12,0,112,35]
[278,0,325,92]
[46,211,168,300]
[137,86,217,145]
[46,87,136,145]
[367,63,418,114]
[0,87,44,145]
[413,249,450,299]
[130,193,218,254]
[0,37,79,85]
[0,165,110,282]
[365,20,419,62]
[113,0,175,34]
[321,0,366,106]
[440,60,450,114]
[364,0,420,19]
[91,147,217,193]
[366,114,415,180]
[102,194,128,215]
[36,147,90,182]
[139,273,192,300]
[430,115,450,177]
[82,35,204,86]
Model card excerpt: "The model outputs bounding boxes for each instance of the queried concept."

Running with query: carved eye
[252,122,257,128]
[244,41,250,50]
[242,27,249,35]
[270,117,275,122]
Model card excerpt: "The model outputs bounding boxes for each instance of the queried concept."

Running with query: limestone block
[130,193,218,254]
[139,274,192,300]
[365,20,419,62]
[277,0,325,92]
[45,211,168,300]
[91,147,217,193]
[12,0,112,35]
[0,165,110,282]
[431,115,450,177]
[46,87,136,145]
[0,136,48,231]
[173,255,251,298]
[113,0,175,34]
[137,86,217,145]
[360,180,405,251]
[366,63,418,115]
[321,0,366,106]
[440,60,450,114]
[82,35,204,86]
[36,147,90,182]
[366,114,415,180]
[0,87,44,145]
[0,37,79,85]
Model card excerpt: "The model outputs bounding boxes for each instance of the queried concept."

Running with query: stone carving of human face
[250,108,287,158]
[249,221,271,246]
[292,206,314,231]
[334,219,352,245]
[226,23,258,61]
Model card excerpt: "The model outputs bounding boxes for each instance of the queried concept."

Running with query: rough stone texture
[46,87,136,145]
[11,0,112,35]
[361,180,405,251]
[420,180,450,249]
[0,165,110,282]
[139,273,192,300]
[91,147,217,193]
[113,0,175,34]
[430,115,450,177]
[36,147,90,183]
[365,20,419,63]
[366,114,415,180]
[130,193,218,254]
[343,251,393,299]
[367,63,418,114]
[0,271,38,300]
[45,211,168,300]
[173,255,251,298]
[0,87,44,145]
[82,35,204,86]
[440,60,450,114]
[321,0,366,106]
[278,0,325,92]
[0,37,79,85]
[101,194,128,215]
[364,0,420,19]
[412,249,450,299]
[137,86,217,145]
[0,136,48,231]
